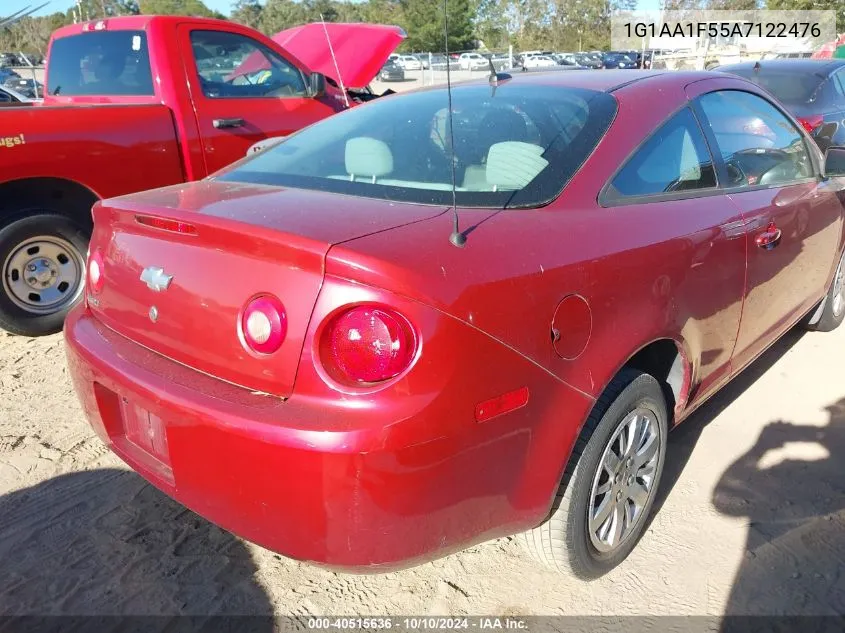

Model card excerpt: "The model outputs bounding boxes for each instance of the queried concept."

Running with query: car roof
[719,58,845,76]
[408,69,727,96]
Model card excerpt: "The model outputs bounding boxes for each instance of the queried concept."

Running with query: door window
[607,107,717,199]
[190,30,307,99]
[697,90,814,188]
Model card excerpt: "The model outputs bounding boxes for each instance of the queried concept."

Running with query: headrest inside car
[485,142,548,191]
[345,137,394,182]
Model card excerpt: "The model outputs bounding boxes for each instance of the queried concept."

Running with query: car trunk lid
[88,180,445,397]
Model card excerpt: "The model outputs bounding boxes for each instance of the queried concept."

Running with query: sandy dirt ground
[1,319,844,619]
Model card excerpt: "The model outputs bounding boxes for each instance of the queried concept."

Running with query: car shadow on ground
[0,468,274,625]
[713,397,845,620]
[650,326,806,519]
[646,325,845,619]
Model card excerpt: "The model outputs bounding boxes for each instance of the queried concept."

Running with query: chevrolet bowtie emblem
[140,266,173,292]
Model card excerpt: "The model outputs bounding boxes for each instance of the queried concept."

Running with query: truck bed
[2,103,186,200]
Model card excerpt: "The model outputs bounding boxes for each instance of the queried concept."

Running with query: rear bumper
[64,306,594,571]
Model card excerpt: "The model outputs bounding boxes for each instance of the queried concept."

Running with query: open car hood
[274,22,406,89]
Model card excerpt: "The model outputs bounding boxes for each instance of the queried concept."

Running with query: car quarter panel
[326,74,748,414]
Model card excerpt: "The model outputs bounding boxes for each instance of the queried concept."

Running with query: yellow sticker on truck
[1,134,25,148]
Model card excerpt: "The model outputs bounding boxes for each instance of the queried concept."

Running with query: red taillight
[321,306,417,384]
[87,249,104,294]
[798,115,824,134]
[135,215,197,235]
[240,295,287,355]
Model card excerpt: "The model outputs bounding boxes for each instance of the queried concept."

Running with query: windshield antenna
[443,0,466,247]
[320,14,350,108]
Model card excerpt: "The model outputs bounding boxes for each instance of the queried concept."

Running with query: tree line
[2,0,844,60]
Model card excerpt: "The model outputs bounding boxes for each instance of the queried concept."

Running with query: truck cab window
[47,31,154,96]
[190,31,307,99]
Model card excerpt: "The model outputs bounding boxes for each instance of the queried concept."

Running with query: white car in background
[522,55,558,69]
[459,52,488,70]
[396,55,423,71]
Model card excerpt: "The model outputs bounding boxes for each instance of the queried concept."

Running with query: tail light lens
[241,295,287,355]
[321,306,417,385]
[798,115,824,134]
[88,249,104,294]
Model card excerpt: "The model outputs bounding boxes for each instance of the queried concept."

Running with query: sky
[5,0,662,18]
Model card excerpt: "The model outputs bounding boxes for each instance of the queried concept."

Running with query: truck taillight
[88,250,104,293]
[240,295,287,355]
[320,306,418,385]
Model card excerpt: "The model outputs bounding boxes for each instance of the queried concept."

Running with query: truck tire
[0,213,89,337]
[804,249,845,333]
[523,369,668,579]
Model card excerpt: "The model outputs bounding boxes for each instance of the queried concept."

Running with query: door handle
[212,117,245,129]
[755,222,783,250]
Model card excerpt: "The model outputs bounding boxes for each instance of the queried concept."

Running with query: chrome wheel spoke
[590,495,614,532]
[628,481,649,508]
[604,448,621,475]
[609,503,624,546]
[634,432,658,469]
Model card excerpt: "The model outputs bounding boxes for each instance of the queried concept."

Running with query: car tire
[804,249,845,333]
[0,213,89,337]
[523,369,668,579]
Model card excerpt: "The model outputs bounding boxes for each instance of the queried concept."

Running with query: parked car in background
[3,76,43,99]
[572,53,603,69]
[0,52,19,67]
[0,16,404,337]
[66,69,845,580]
[0,84,32,105]
[603,52,637,69]
[430,53,450,68]
[378,60,405,81]
[418,54,430,69]
[459,52,487,70]
[396,54,422,71]
[719,59,845,151]
[0,67,20,83]
[523,54,558,69]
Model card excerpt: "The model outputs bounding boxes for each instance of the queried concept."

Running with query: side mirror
[308,72,326,98]
[823,146,845,178]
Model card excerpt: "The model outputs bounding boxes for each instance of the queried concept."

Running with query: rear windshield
[725,68,825,105]
[217,83,617,209]
[47,31,154,97]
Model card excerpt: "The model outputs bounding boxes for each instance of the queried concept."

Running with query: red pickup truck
[0,15,403,337]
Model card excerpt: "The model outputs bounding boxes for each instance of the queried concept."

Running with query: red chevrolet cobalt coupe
[65,70,845,577]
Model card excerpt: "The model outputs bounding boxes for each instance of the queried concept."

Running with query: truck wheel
[0,213,89,337]
[523,369,668,579]
[805,249,845,333]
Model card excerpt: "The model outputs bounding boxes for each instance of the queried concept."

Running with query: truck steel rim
[832,252,845,318]
[587,407,661,554]
[3,236,84,314]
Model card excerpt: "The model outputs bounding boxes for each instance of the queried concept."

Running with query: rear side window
[606,108,716,200]
[47,31,153,96]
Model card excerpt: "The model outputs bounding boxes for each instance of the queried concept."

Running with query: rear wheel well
[0,178,98,231]
[622,339,687,422]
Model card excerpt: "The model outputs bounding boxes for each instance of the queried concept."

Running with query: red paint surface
[65,71,845,570]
